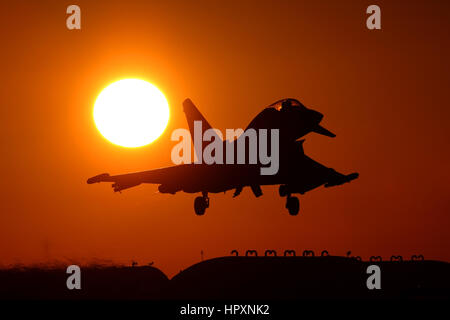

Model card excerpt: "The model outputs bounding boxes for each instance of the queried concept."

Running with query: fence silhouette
[227,250,425,262]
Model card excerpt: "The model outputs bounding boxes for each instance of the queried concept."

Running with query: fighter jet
[87,98,358,216]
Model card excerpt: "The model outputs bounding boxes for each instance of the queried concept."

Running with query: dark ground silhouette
[0,256,448,300]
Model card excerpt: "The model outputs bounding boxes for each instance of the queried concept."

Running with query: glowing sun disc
[93,79,170,147]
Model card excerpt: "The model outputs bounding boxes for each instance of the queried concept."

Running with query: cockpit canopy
[268,98,307,111]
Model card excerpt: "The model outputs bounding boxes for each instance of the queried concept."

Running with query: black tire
[194,196,206,216]
[286,196,300,216]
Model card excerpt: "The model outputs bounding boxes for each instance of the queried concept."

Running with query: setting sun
[93,79,170,147]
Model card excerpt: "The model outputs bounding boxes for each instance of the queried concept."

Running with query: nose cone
[311,110,324,122]
[312,124,336,137]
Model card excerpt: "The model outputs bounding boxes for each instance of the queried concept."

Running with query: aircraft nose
[311,110,323,122]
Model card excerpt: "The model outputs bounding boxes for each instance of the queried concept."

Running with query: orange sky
[0,0,449,277]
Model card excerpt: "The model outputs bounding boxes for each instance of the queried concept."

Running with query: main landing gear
[279,185,300,216]
[194,192,209,216]
[194,188,300,216]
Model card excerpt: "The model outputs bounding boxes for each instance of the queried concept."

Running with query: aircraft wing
[286,155,358,193]
[324,170,359,187]
[87,166,182,192]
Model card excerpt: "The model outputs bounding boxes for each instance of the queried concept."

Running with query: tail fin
[183,98,213,135]
[182,99,222,162]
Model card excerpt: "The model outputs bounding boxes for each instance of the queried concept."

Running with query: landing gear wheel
[194,196,207,216]
[279,185,288,197]
[286,196,300,216]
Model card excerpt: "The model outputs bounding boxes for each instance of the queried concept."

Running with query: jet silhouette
[87,98,358,215]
